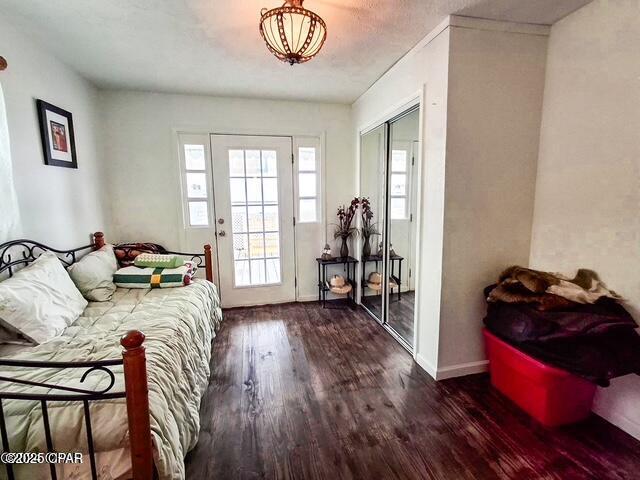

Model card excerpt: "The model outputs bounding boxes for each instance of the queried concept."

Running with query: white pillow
[0,251,88,344]
[67,245,118,301]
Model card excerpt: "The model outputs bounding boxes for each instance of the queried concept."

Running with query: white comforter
[0,279,222,480]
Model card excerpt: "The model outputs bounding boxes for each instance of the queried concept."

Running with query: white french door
[210,135,296,307]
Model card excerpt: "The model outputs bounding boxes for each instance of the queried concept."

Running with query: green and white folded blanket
[113,261,197,288]
[134,253,184,269]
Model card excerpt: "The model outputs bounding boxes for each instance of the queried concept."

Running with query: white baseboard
[415,354,489,381]
[592,380,640,441]
[415,353,438,380]
[296,294,319,302]
[592,408,640,441]
[222,298,294,308]
[436,360,489,380]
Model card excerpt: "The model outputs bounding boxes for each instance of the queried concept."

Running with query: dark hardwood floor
[388,291,415,344]
[185,302,640,479]
[361,291,415,346]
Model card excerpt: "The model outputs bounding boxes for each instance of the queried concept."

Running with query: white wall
[529,0,640,439]
[353,17,548,378]
[99,90,353,301]
[0,15,107,247]
[438,23,548,372]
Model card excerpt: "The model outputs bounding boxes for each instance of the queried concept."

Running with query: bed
[0,233,222,480]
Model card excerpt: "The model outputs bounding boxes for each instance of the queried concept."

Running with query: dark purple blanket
[483,285,640,386]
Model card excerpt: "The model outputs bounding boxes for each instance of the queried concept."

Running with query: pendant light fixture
[259,0,327,65]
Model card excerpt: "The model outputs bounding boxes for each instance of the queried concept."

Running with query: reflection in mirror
[386,109,419,347]
[359,125,385,322]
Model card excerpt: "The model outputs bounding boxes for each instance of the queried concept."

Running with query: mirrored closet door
[359,106,420,351]
[360,124,386,321]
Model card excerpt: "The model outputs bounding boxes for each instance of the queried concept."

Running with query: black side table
[316,256,358,308]
[361,254,404,301]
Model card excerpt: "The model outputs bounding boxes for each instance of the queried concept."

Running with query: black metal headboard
[0,232,103,278]
[0,232,215,283]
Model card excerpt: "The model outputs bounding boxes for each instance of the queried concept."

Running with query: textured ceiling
[0,0,591,103]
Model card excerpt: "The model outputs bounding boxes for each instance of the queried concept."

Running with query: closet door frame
[382,105,420,352]
[356,90,424,354]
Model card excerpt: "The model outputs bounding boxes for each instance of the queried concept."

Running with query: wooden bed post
[204,244,214,283]
[121,330,153,480]
[93,232,106,250]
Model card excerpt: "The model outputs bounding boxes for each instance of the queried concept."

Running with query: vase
[340,236,349,258]
[362,235,371,258]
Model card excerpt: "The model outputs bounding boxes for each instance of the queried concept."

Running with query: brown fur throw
[114,242,167,267]
[488,266,620,310]
[497,266,559,293]
[488,280,576,311]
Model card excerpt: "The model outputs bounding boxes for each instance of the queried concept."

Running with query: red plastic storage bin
[483,329,596,427]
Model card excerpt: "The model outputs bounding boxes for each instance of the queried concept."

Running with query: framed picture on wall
[36,99,77,168]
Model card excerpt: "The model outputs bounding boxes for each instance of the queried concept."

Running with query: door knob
[218,230,226,237]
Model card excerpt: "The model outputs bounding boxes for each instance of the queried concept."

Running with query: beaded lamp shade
[259,0,327,65]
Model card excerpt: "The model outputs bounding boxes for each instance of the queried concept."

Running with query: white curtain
[0,81,21,243]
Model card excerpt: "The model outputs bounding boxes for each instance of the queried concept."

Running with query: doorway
[210,135,296,307]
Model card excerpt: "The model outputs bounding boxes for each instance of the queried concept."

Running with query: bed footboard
[0,330,154,480]
[121,331,153,480]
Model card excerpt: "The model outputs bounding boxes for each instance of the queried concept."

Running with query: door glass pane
[229,178,246,204]
[264,232,280,257]
[263,178,278,204]
[266,258,281,284]
[249,233,264,258]
[228,148,281,287]
[390,197,406,219]
[247,206,264,232]
[245,150,261,176]
[246,178,262,204]
[250,259,266,284]
[232,206,248,233]
[298,173,316,196]
[299,199,316,223]
[235,260,250,286]
[186,172,207,198]
[262,150,277,176]
[185,145,205,170]
[390,174,406,196]
[299,147,316,171]
[263,205,279,231]
[233,234,248,260]
[391,150,407,172]
[229,150,245,176]
[188,201,208,226]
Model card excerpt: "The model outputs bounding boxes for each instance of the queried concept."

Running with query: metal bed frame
[0,232,214,480]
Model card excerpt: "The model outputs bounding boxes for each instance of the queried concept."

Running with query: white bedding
[0,279,222,480]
